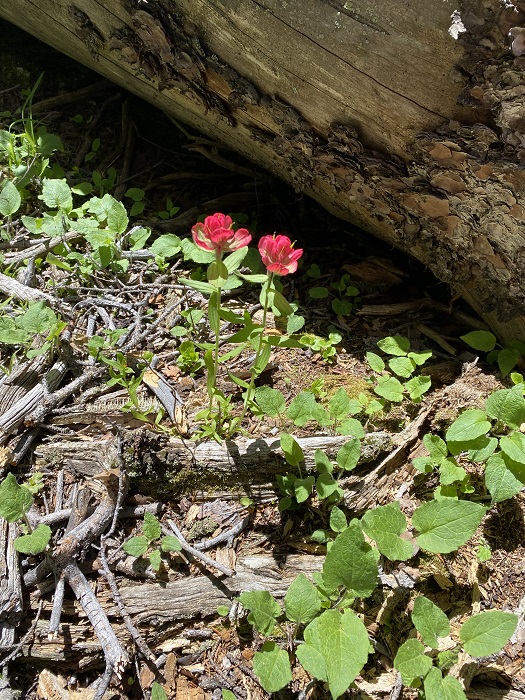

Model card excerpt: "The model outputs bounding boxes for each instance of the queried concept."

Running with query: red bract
[191,213,251,256]
[258,234,303,275]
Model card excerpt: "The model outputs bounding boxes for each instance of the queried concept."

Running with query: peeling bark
[1,1,524,340]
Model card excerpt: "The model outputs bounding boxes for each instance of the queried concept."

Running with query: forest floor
[0,19,525,700]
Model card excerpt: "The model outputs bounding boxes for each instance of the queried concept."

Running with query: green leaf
[106,198,128,233]
[122,535,149,557]
[405,375,432,400]
[388,356,416,378]
[124,187,145,201]
[393,638,433,684]
[424,434,448,463]
[143,512,162,542]
[337,417,365,438]
[238,590,281,635]
[374,376,404,402]
[468,436,498,463]
[377,335,410,356]
[287,313,305,334]
[314,449,333,474]
[253,642,292,693]
[331,298,354,316]
[284,573,321,624]
[296,609,370,700]
[336,438,361,471]
[460,611,517,656]
[0,180,21,216]
[361,502,414,561]
[295,476,315,503]
[151,681,168,700]
[328,388,351,420]
[329,506,347,533]
[485,452,525,503]
[149,548,162,571]
[408,350,433,366]
[180,278,216,295]
[411,596,450,648]
[17,301,57,334]
[460,330,497,352]
[287,391,320,426]
[207,259,229,288]
[498,348,520,377]
[180,237,215,263]
[366,352,385,373]
[0,473,33,522]
[500,432,525,464]
[485,386,525,429]
[14,523,52,554]
[316,473,342,500]
[424,667,467,700]
[160,535,182,552]
[40,178,72,212]
[439,458,467,486]
[445,409,490,443]
[309,286,329,299]
[224,246,248,273]
[321,521,379,597]
[280,433,304,467]
[413,500,486,554]
[150,234,182,258]
[254,386,285,417]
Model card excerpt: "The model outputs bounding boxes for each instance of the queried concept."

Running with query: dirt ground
[1,18,525,700]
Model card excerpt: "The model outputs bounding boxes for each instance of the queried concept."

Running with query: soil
[0,18,524,700]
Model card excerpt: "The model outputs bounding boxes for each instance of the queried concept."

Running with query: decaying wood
[0,521,22,650]
[1,1,525,341]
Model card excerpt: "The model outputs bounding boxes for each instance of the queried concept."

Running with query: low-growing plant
[0,300,66,358]
[122,512,181,572]
[307,264,361,317]
[0,473,51,554]
[461,329,525,378]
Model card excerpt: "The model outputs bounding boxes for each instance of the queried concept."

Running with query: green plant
[0,300,66,358]
[366,335,432,407]
[122,512,181,572]
[461,330,525,378]
[299,330,342,362]
[0,473,51,554]
[307,265,361,317]
[156,196,180,220]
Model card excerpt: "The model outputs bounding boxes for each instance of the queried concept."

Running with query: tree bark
[1,1,525,341]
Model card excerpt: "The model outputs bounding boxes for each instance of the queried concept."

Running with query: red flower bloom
[258,234,303,275]
[191,213,252,256]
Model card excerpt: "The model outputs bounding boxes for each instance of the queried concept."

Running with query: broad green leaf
[366,352,385,373]
[0,179,21,216]
[374,376,404,402]
[485,386,525,429]
[468,436,498,463]
[408,350,433,366]
[294,476,315,503]
[40,178,72,212]
[322,521,379,597]
[424,666,467,700]
[423,434,448,463]
[316,473,342,500]
[498,347,520,377]
[393,638,433,684]
[122,535,149,557]
[287,391,322,426]
[439,458,467,486]
[150,234,182,258]
[129,226,150,250]
[460,330,497,352]
[329,388,351,420]
[280,433,304,467]
[14,524,52,554]
[224,246,248,273]
[253,642,292,693]
[413,500,486,553]
[151,681,168,700]
[485,452,525,503]
[388,356,416,378]
[412,456,434,473]
[143,512,162,541]
[314,449,333,474]
[445,409,490,443]
[460,611,517,656]
[336,438,361,471]
[500,432,525,464]
[287,313,305,333]
[207,259,229,288]
[238,590,281,635]
[405,375,432,400]
[337,417,365,438]
[377,335,410,356]
[361,502,414,561]
[309,286,329,298]
[412,596,450,648]
[106,198,128,233]
[149,549,162,571]
[179,237,215,264]
[16,301,57,334]
[296,609,370,700]
[124,187,144,201]
[284,573,321,624]
[329,506,347,533]
[160,535,182,552]
[254,386,286,417]
[0,473,33,522]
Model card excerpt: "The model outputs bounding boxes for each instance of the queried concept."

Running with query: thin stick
[167,520,234,577]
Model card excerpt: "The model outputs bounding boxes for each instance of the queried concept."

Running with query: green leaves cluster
[122,512,181,572]
[0,473,51,554]
[461,330,525,379]
[366,335,432,404]
[0,300,66,358]
[307,265,361,317]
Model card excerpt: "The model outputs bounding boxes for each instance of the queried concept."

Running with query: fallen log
[1,1,525,341]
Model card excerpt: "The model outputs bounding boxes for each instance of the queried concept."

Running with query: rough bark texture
[1,1,525,340]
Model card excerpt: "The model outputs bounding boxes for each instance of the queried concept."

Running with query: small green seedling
[461,330,525,378]
[0,301,66,358]
[122,512,181,572]
[0,473,51,554]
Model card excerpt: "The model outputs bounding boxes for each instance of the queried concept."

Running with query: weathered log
[1,1,525,342]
